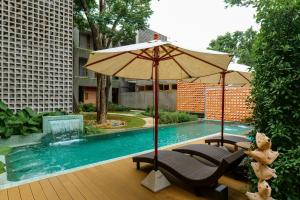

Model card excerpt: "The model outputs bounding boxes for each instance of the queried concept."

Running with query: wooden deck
[0,140,249,200]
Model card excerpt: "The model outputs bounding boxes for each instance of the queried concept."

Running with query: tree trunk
[105,76,111,114]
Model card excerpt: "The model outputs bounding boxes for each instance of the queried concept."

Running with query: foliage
[108,102,131,112]
[74,0,153,47]
[142,106,198,124]
[79,103,96,112]
[0,100,66,138]
[224,0,300,199]
[0,146,11,156]
[0,146,11,174]
[208,27,257,66]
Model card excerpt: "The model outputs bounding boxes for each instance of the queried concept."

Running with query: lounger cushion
[173,144,231,165]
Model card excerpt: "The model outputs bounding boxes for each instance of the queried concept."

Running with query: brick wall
[176,81,205,113]
[177,82,252,122]
[205,87,252,121]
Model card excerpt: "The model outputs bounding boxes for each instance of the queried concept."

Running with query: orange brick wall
[205,87,252,122]
[177,82,252,122]
[176,81,205,113]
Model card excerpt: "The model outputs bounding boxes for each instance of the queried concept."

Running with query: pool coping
[0,132,246,189]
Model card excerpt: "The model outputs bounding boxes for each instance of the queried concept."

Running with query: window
[138,86,144,91]
[164,84,169,90]
[159,84,164,90]
[145,85,153,91]
[172,84,177,90]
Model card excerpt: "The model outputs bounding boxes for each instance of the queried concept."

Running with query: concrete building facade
[0,0,73,112]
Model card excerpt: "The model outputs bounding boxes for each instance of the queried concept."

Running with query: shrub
[142,106,198,124]
[0,100,66,138]
[108,102,130,112]
[246,1,300,199]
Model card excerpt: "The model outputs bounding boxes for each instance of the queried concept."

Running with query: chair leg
[136,162,140,170]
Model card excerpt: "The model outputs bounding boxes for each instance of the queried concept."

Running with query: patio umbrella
[190,63,252,146]
[85,35,233,191]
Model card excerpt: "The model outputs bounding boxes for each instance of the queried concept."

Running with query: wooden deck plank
[7,187,21,200]
[73,170,111,200]
[107,160,202,200]
[65,173,99,200]
[48,177,73,200]
[0,190,8,200]
[18,185,34,200]
[57,175,86,200]
[39,179,60,200]
[29,182,47,200]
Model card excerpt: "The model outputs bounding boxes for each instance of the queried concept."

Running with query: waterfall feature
[43,115,84,145]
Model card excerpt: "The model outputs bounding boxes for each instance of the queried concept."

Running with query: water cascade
[43,115,84,145]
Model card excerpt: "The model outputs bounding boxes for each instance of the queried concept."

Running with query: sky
[148,0,259,49]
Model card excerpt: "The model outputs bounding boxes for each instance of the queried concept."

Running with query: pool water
[6,120,252,182]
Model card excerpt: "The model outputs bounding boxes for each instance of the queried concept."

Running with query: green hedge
[78,102,130,112]
[142,106,198,124]
[0,100,66,138]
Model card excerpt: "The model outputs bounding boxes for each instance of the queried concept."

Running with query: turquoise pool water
[6,120,252,182]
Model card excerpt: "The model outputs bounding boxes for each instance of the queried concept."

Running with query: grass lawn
[83,113,146,135]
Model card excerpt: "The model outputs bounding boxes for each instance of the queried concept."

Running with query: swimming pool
[5,120,252,182]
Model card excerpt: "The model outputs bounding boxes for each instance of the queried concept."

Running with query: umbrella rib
[128,51,153,60]
[113,49,149,76]
[85,52,127,67]
[167,46,226,71]
[160,47,178,59]
[161,53,184,61]
[237,71,251,83]
[160,46,192,78]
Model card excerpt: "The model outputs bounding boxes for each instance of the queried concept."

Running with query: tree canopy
[208,28,257,66]
[74,0,152,48]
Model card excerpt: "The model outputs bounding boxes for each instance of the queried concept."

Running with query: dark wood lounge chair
[173,144,245,171]
[132,150,244,189]
[205,135,249,151]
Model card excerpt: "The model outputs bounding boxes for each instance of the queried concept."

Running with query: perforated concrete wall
[0,0,73,112]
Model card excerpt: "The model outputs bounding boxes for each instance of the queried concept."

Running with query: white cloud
[148,0,259,49]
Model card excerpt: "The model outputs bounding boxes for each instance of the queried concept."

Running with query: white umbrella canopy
[85,40,233,80]
[190,63,252,85]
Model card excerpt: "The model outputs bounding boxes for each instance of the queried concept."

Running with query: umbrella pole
[153,47,159,171]
[221,72,226,146]
[141,45,170,192]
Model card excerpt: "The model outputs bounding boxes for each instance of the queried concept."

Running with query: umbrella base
[141,170,171,192]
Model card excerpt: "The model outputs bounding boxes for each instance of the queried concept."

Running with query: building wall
[0,0,73,112]
[83,87,97,104]
[120,91,177,111]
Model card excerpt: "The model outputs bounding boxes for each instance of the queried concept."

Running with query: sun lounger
[205,135,249,151]
[173,144,245,170]
[132,150,244,188]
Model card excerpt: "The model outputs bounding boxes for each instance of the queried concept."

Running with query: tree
[74,0,152,123]
[208,27,257,66]
[224,0,300,199]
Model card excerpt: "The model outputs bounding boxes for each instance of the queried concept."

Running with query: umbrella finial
[153,33,160,40]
